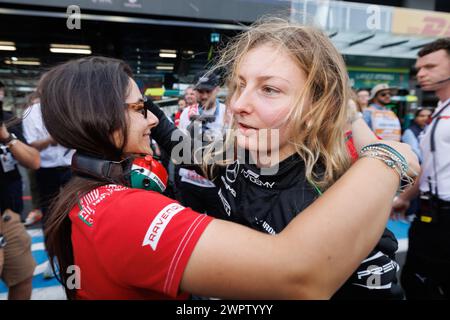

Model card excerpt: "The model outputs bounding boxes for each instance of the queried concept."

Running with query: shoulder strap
[71,153,129,185]
[427,100,450,197]
[430,101,450,152]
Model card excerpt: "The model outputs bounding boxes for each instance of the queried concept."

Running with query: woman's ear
[111,127,125,150]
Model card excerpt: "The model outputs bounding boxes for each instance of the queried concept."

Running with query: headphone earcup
[130,155,168,193]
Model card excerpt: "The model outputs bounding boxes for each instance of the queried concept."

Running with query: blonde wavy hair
[203,17,352,190]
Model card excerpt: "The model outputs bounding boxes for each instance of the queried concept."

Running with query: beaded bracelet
[359,143,415,193]
[362,143,407,164]
[360,145,408,174]
[360,152,414,192]
[360,144,409,177]
[362,143,419,179]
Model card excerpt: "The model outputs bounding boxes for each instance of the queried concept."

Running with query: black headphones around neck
[71,152,168,193]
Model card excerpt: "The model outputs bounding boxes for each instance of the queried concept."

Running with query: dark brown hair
[414,107,432,119]
[39,56,133,299]
[418,38,450,57]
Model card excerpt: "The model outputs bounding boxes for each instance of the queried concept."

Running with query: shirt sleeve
[94,189,213,298]
[22,105,41,144]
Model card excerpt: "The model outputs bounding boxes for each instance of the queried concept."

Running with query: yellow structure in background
[392,7,450,38]
[145,88,165,97]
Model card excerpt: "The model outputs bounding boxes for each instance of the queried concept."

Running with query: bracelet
[360,152,413,192]
[360,145,408,174]
[361,143,407,164]
[361,144,419,179]
[359,143,415,193]
[360,153,414,193]
[360,144,408,175]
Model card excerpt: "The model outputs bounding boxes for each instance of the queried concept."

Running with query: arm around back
[181,153,412,299]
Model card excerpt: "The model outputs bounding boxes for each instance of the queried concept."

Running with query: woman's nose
[230,89,253,114]
[147,111,159,128]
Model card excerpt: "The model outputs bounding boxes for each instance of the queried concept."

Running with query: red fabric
[174,110,182,127]
[345,131,359,162]
[345,130,382,163]
[70,185,213,299]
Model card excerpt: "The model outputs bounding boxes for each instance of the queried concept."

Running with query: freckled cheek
[257,107,291,129]
[279,125,294,143]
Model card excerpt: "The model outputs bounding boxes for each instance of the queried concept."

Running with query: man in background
[363,83,401,141]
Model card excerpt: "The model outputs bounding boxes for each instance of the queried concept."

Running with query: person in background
[1,81,39,299]
[393,37,450,299]
[184,85,198,109]
[178,86,200,132]
[363,83,401,141]
[356,88,370,112]
[22,101,74,279]
[23,93,44,227]
[172,97,186,127]
[22,102,74,226]
[394,108,432,220]
[401,108,432,163]
[176,72,226,216]
[171,86,200,201]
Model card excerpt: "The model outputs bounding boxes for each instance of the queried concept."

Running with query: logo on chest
[241,169,275,189]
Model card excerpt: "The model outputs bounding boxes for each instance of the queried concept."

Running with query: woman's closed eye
[262,86,280,96]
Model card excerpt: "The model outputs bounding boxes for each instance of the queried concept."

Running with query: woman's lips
[237,122,257,135]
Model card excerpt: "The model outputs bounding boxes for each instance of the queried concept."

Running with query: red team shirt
[69,184,213,299]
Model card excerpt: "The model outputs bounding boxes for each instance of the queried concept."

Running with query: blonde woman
[150,17,410,299]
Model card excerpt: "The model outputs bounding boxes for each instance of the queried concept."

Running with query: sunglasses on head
[125,96,149,118]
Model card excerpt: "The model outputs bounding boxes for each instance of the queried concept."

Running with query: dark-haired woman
[402,108,432,163]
